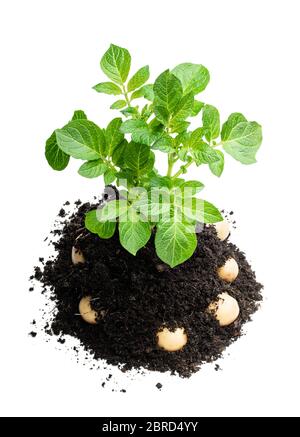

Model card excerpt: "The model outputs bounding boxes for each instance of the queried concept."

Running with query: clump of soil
[33,193,263,377]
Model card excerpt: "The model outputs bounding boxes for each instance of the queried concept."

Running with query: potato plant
[45,44,262,267]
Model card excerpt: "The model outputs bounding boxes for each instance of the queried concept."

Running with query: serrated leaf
[72,110,87,120]
[127,65,150,92]
[119,207,151,255]
[78,159,107,178]
[222,121,262,164]
[110,100,127,109]
[209,150,224,177]
[172,63,210,95]
[100,44,131,85]
[45,131,70,171]
[93,82,122,95]
[155,218,197,267]
[55,119,104,160]
[202,104,220,141]
[124,142,150,174]
[85,210,116,239]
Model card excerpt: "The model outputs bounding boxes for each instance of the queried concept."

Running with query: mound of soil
[34,193,263,377]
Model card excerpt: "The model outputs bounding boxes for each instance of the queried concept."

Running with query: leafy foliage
[45,44,263,267]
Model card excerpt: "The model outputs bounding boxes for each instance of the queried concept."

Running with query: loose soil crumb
[156,383,163,390]
[33,195,263,378]
[29,331,37,337]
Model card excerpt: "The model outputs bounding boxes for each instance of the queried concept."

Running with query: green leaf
[112,139,128,166]
[171,92,194,123]
[222,121,262,164]
[110,100,127,109]
[105,118,124,156]
[151,133,173,152]
[155,218,197,267]
[119,207,151,255]
[120,107,139,117]
[92,82,122,95]
[191,100,204,116]
[209,150,224,177]
[221,113,247,140]
[181,180,205,195]
[100,44,131,85]
[127,65,150,92]
[120,119,154,146]
[72,110,87,120]
[120,119,147,133]
[104,168,116,185]
[85,210,116,239]
[97,199,128,221]
[153,106,170,125]
[124,142,150,174]
[192,141,220,165]
[202,104,220,141]
[131,84,154,101]
[172,63,210,95]
[78,159,107,178]
[177,198,223,223]
[55,119,104,160]
[153,70,183,121]
[170,120,190,134]
[45,131,70,171]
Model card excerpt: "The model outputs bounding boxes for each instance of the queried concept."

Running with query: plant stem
[167,152,176,177]
[172,161,193,179]
[122,85,131,107]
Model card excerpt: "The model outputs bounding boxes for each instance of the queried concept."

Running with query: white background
[0,0,299,417]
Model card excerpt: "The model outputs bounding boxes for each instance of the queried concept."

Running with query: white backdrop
[0,0,299,417]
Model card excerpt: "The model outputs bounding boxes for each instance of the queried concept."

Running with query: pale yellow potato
[208,292,240,327]
[157,327,187,352]
[79,296,98,324]
[71,246,85,265]
[217,257,239,282]
[213,220,230,241]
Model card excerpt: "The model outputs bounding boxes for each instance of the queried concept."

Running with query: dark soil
[34,191,263,378]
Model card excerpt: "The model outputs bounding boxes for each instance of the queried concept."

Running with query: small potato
[213,220,230,241]
[217,257,239,282]
[71,246,85,265]
[208,292,240,327]
[157,327,187,352]
[79,296,98,324]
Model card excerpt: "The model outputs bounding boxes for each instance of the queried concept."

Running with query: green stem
[172,161,193,179]
[167,152,176,177]
[103,157,117,173]
[122,85,131,107]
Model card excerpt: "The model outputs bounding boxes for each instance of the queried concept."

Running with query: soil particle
[156,383,163,390]
[29,331,37,338]
[34,196,263,377]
